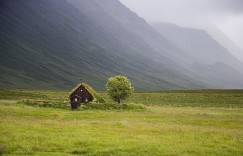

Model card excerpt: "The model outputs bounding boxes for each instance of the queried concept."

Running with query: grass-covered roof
[69,83,105,103]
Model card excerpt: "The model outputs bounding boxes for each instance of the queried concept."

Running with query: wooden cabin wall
[70,85,93,103]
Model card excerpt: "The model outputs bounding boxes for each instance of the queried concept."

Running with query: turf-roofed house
[69,83,105,109]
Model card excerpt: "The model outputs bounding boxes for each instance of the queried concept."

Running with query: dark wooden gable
[69,84,94,109]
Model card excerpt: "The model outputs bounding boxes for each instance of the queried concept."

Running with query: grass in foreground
[0,103,243,155]
[0,90,243,155]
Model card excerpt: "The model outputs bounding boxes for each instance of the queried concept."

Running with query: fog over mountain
[0,0,206,90]
[119,0,243,60]
[0,0,243,90]
[153,23,243,88]
[207,28,243,63]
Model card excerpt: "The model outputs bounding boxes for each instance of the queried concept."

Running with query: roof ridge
[69,83,82,96]
[69,83,105,103]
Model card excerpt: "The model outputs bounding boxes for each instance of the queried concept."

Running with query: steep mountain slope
[152,23,243,88]
[0,0,206,90]
[0,0,118,89]
[92,0,193,66]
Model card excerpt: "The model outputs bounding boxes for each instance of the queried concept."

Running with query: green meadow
[0,90,243,155]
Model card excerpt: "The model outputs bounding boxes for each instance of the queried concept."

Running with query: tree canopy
[106,75,134,104]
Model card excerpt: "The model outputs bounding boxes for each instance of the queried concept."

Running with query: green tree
[106,75,134,104]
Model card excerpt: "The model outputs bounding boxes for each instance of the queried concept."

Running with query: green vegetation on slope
[0,0,208,90]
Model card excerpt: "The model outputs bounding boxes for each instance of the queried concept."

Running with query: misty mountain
[0,0,206,90]
[0,0,242,90]
[152,23,243,88]
[190,62,243,89]
[207,28,243,63]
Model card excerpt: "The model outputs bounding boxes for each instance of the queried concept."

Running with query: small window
[75,98,78,102]
[81,89,83,92]
[85,98,88,102]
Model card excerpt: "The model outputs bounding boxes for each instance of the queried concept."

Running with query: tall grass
[0,90,243,155]
[0,103,243,155]
[124,90,243,107]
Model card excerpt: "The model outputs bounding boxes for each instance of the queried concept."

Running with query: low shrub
[17,100,146,111]
[80,102,146,111]
[18,100,69,109]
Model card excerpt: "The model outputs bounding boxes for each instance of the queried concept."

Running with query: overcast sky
[119,0,243,50]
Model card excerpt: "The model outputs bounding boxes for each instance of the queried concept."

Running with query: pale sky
[119,0,243,50]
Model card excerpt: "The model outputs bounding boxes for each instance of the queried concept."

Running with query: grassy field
[0,90,243,155]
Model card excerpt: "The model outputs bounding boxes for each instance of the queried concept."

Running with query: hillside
[152,23,243,88]
[0,0,206,90]
[1,0,243,90]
